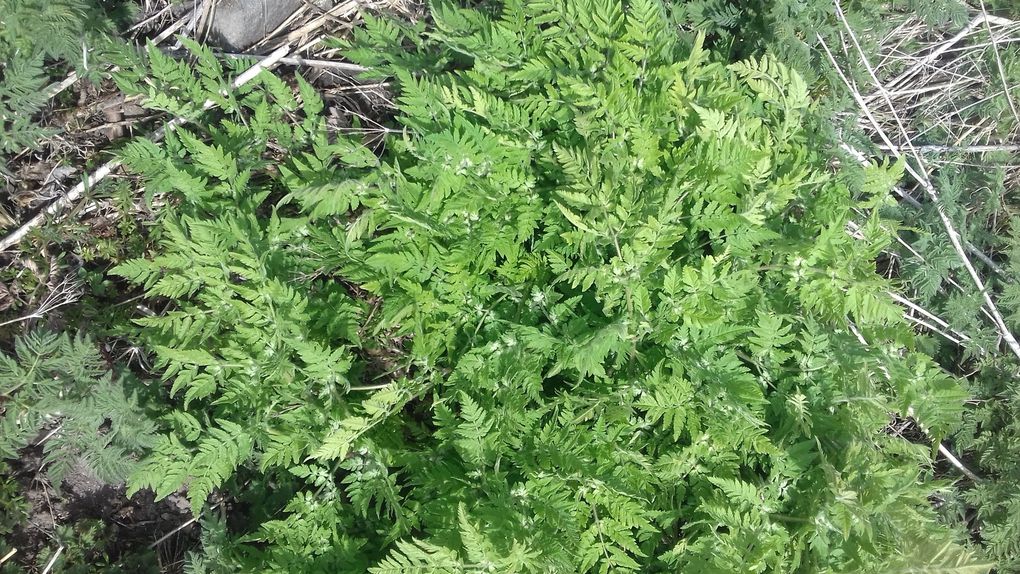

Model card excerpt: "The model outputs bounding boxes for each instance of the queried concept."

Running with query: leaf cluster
[110,0,987,572]
[0,0,134,172]
[0,330,156,488]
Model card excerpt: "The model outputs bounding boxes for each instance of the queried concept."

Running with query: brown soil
[3,446,195,573]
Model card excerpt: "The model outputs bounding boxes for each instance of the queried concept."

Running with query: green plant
[893,151,1020,574]
[823,9,1020,571]
[36,517,161,574]
[0,462,27,539]
[669,0,967,77]
[0,0,134,173]
[0,330,156,487]
[111,0,990,571]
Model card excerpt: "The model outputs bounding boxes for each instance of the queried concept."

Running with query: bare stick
[938,443,983,482]
[0,162,118,253]
[979,0,1020,125]
[0,44,293,253]
[984,14,1020,27]
[349,382,393,391]
[879,143,1020,154]
[887,291,974,345]
[905,315,966,346]
[0,548,16,566]
[148,501,220,549]
[221,52,367,73]
[148,516,198,549]
[34,423,64,448]
[164,47,369,73]
[42,72,82,102]
[40,546,63,574]
[843,222,976,347]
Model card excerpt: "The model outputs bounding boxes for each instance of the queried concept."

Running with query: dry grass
[822,3,1020,357]
[852,10,1020,166]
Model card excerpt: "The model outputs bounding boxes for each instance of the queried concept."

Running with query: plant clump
[104,0,988,571]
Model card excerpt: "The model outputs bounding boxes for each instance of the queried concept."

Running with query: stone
[203,0,307,51]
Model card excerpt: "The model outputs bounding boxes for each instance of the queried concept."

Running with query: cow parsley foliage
[0,331,155,488]
[111,0,989,571]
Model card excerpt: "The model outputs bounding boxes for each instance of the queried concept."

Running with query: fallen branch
[40,546,63,574]
[166,47,368,73]
[0,44,293,253]
[938,443,983,482]
[0,548,16,566]
[147,500,226,549]
[843,219,977,348]
[223,52,367,73]
[878,143,1020,154]
[887,290,975,347]
[905,315,967,346]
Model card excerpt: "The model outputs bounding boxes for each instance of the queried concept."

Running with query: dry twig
[0,275,82,328]
[40,546,63,574]
[0,549,16,566]
[878,143,1020,154]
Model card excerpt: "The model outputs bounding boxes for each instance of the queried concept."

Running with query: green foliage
[0,462,27,540]
[110,41,372,521]
[0,0,134,171]
[668,0,967,91]
[0,53,55,157]
[0,330,156,487]
[986,0,1020,18]
[112,0,987,572]
[895,167,1020,573]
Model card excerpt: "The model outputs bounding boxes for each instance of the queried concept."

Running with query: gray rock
[203,0,307,51]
